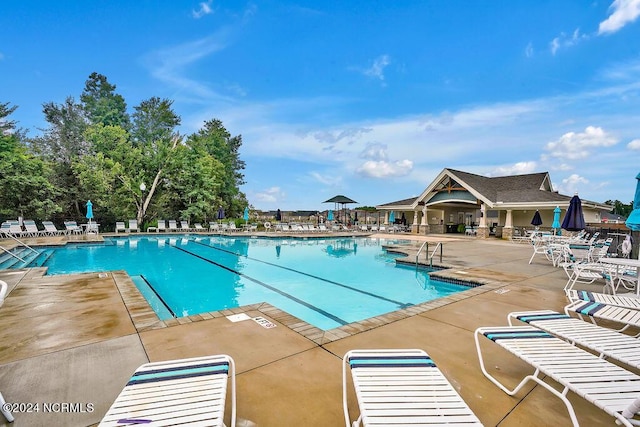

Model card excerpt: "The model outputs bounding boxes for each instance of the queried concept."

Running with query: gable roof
[377,168,611,210]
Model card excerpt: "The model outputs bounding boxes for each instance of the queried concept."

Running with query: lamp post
[139,182,146,230]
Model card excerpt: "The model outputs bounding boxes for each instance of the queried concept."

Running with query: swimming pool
[43,235,470,330]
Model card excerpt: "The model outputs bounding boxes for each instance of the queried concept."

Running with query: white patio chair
[565,299,640,336]
[115,222,126,233]
[99,354,236,427]
[0,280,14,422]
[343,349,482,427]
[507,309,640,370]
[475,325,640,426]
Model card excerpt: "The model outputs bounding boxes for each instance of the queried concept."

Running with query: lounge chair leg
[0,392,14,422]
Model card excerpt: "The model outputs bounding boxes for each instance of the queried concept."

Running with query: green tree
[605,199,633,218]
[128,97,182,226]
[165,140,224,223]
[187,119,246,217]
[80,72,130,129]
[29,97,88,218]
[0,102,60,219]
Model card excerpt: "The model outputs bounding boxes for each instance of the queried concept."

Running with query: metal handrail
[415,241,443,268]
[1,232,39,255]
[0,245,26,263]
[428,242,443,267]
[415,241,428,266]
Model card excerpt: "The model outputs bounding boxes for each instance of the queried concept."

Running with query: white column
[505,209,513,228]
[413,210,419,226]
[385,212,389,225]
[421,206,428,225]
[479,204,486,228]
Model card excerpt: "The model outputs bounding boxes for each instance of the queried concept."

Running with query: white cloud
[628,138,640,149]
[356,159,413,178]
[525,42,534,58]
[309,171,343,186]
[253,186,285,203]
[599,0,640,34]
[359,142,388,161]
[363,54,391,81]
[192,1,214,19]
[545,126,618,160]
[143,31,231,100]
[550,28,589,55]
[557,173,589,195]
[489,161,538,177]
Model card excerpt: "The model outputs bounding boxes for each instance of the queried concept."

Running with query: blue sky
[2,1,640,211]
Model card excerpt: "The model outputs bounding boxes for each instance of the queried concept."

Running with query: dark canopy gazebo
[323,195,358,225]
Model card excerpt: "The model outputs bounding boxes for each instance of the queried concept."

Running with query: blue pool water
[43,235,470,330]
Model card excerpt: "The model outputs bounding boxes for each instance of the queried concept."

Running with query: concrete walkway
[0,233,623,426]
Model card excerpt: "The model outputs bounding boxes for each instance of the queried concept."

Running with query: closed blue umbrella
[86,200,93,221]
[327,210,334,221]
[389,211,395,224]
[275,209,282,222]
[217,207,225,220]
[561,194,585,232]
[626,172,640,231]
[552,206,561,235]
[530,210,542,228]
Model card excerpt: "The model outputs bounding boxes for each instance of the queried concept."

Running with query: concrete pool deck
[0,232,627,426]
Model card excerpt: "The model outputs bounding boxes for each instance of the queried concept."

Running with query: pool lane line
[190,239,413,309]
[171,245,350,326]
[139,274,177,318]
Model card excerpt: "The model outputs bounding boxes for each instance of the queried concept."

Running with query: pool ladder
[416,241,442,268]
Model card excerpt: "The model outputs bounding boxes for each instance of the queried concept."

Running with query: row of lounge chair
[96,349,483,427]
[1,220,88,237]
[97,297,640,427]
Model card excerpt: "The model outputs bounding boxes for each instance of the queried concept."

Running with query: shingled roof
[377,168,610,210]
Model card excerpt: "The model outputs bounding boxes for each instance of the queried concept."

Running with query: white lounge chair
[0,280,14,423]
[507,309,640,370]
[41,221,65,236]
[168,220,178,232]
[343,349,482,427]
[179,220,192,232]
[228,223,240,232]
[565,299,640,336]
[99,354,236,427]
[194,223,205,232]
[128,219,139,232]
[567,288,640,310]
[22,220,43,237]
[156,220,166,232]
[64,220,83,235]
[563,262,614,295]
[115,222,126,233]
[209,222,220,233]
[475,325,640,426]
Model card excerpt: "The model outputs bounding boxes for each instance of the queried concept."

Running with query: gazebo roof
[323,195,358,204]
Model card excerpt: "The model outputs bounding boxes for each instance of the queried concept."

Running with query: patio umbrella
[86,200,93,225]
[552,206,561,235]
[530,210,543,228]
[327,210,334,221]
[389,211,395,224]
[217,207,225,223]
[243,207,249,225]
[354,211,358,223]
[625,172,640,231]
[561,194,585,232]
[275,209,282,222]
